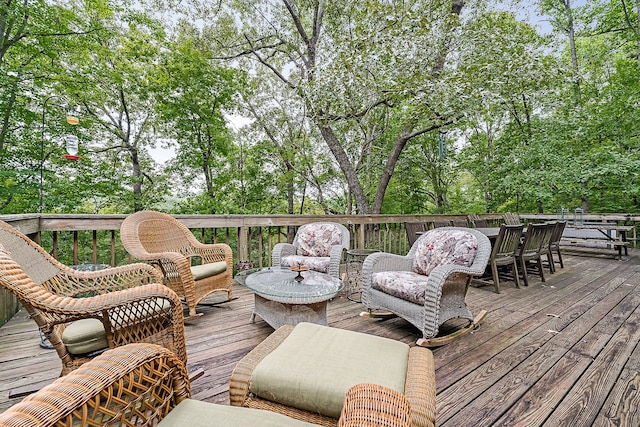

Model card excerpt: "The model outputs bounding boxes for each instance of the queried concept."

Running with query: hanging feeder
[63,134,80,160]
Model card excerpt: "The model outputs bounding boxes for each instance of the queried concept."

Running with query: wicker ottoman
[229,323,436,427]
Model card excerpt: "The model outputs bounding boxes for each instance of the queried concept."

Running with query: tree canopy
[1,0,639,215]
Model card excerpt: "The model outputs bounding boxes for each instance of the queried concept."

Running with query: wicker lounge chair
[229,322,436,427]
[120,210,234,319]
[361,227,491,347]
[0,343,414,427]
[272,222,350,279]
[0,223,186,377]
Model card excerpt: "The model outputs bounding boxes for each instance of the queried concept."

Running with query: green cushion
[157,399,317,427]
[61,298,171,355]
[250,322,409,419]
[61,318,109,354]
[190,261,227,280]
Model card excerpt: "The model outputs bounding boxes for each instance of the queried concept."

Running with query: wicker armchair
[272,222,350,279]
[0,343,413,427]
[0,222,186,377]
[120,210,234,318]
[361,227,491,346]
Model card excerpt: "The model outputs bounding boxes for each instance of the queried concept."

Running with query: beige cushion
[62,298,171,355]
[190,261,227,280]
[158,399,317,427]
[250,322,409,419]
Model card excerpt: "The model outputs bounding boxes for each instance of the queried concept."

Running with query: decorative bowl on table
[289,265,309,281]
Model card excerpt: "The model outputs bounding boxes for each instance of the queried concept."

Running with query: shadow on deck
[1,250,639,426]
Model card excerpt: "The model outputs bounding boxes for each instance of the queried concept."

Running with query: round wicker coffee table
[235,267,344,329]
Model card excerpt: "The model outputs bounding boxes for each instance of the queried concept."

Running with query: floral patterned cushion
[281,255,331,273]
[371,271,429,305]
[295,223,344,257]
[412,230,478,276]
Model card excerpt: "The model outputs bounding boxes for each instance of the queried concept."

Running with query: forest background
[1,0,639,217]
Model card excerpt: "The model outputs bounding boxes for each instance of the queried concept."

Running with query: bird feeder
[63,134,80,160]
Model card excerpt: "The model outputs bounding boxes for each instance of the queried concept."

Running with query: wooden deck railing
[1,212,639,326]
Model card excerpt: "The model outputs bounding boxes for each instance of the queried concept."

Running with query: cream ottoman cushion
[249,322,409,418]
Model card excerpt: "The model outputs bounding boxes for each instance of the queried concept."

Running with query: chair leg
[511,260,521,288]
[556,248,564,268]
[547,252,555,274]
[491,262,500,293]
[519,258,529,287]
[537,257,546,282]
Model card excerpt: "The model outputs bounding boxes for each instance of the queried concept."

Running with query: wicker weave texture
[0,343,190,427]
[0,221,186,376]
[120,210,234,318]
[338,383,412,427]
[229,325,436,427]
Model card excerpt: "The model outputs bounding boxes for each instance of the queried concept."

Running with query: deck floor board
[1,251,640,425]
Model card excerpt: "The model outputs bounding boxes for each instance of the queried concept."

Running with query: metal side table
[345,248,379,302]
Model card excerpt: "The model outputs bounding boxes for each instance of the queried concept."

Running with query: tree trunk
[563,0,581,104]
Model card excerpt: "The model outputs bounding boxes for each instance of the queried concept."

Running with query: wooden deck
[1,249,639,426]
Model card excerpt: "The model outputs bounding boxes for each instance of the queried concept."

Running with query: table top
[70,263,111,272]
[346,248,380,257]
[571,224,634,231]
[234,267,344,304]
[473,227,501,239]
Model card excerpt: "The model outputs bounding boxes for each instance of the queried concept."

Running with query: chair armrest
[185,242,234,266]
[327,245,347,278]
[133,250,195,284]
[0,343,190,427]
[338,383,412,427]
[50,263,163,297]
[272,243,296,267]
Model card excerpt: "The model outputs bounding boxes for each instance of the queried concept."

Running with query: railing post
[238,226,249,261]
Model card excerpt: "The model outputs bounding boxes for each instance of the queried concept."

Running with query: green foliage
[1,0,640,221]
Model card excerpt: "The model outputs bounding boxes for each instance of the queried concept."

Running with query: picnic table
[561,223,633,260]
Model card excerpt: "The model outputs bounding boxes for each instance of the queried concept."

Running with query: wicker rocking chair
[361,227,491,347]
[0,222,186,378]
[120,210,234,319]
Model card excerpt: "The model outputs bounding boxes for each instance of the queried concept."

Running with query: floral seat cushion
[371,271,429,305]
[295,223,344,257]
[412,230,478,276]
[281,255,331,273]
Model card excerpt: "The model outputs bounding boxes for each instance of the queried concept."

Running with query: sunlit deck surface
[1,249,639,426]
